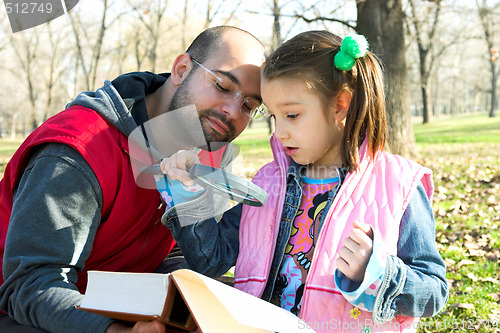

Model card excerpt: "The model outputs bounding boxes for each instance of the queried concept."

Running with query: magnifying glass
[140,164,268,207]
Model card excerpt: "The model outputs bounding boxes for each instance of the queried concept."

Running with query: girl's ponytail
[341,51,387,171]
[334,35,387,171]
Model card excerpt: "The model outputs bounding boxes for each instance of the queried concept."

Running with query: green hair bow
[334,34,369,71]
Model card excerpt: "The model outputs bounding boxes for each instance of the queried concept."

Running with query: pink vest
[234,136,433,332]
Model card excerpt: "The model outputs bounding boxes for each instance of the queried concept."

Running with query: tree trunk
[356,0,417,158]
[272,0,282,49]
[409,0,443,123]
[420,47,431,123]
[422,86,430,123]
[90,0,108,90]
[490,60,497,117]
[181,0,189,50]
[266,0,282,134]
[10,113,18,140]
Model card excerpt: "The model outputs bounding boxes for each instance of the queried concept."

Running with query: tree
[292,2,356,30]
[181,0,190,50]
[271,0,283,49]
[476,0,499,117]
[357,0,417,158]
[9,31,40,134]
[67,0,113,90]
[204,0,243,29]
[408,0,443,123]
[266,0,283,133]
[127,0,169,73]
[42,22,68,122]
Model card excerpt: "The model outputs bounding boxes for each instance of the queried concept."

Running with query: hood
[66,71,169,137]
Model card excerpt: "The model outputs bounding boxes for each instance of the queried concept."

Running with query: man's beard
[169,77,236,144]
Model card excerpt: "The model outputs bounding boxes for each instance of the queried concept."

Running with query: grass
[0,139,23,155]
[232,119,274,178]
[413,113,500,144]
[0,139,23,176]
[1,114,499,331]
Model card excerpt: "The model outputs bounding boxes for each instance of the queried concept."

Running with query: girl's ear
[332,90,352,121]
[170,53,193,86]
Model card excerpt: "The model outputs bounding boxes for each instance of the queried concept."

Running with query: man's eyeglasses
[191,57,265,119]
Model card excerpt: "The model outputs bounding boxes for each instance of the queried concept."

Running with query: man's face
[170,31,265,144]
[169,71,237,143]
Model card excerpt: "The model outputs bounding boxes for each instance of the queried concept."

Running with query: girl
[161,31,448,332]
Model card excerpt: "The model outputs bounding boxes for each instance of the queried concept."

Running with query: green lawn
[1,114,499,331]
[0,139,23,155]
[413,115,500,332]
[413,113,500,144]
[0,139,23,176]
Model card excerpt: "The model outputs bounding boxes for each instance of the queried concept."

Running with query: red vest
[0,106,176,292]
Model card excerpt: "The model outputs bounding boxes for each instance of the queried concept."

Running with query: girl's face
[261,77,346,177]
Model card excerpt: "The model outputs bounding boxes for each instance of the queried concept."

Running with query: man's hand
[160,150,200,186]
[336,221,374,282]
[106,320,166,333]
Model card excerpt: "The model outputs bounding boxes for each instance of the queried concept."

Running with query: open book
[77,269,315,333]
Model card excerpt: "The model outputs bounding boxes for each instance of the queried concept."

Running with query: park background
[0,0,499,331]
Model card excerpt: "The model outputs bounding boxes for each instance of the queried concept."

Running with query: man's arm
[0,143,115,333]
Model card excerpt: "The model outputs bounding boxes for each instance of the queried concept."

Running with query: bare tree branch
[222,0,243,25]
[127,0,169,72]
[287,13,356,30]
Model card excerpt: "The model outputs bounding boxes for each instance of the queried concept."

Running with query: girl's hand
[336,221,374,282]
[159,150,200,186]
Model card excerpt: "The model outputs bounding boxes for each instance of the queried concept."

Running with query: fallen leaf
[444,258,456,266]
[451,303,475,310]
[437,185,448,194]
[487,195,496,204]
[466,272,478,282]
[469,248,487,257]
[457,259,476,268]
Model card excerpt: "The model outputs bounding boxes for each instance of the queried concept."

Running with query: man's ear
[332,90,352,122]
[170,53,193,86]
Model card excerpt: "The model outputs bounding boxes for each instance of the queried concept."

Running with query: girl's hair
[263,30,387,172]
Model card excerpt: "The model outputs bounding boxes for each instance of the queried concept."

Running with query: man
[0,26,266,333]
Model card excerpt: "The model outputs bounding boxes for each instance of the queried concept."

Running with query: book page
[171,270,269,333]
[172,270,316,333]
[80,271,169,316]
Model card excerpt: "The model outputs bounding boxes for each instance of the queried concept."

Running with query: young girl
[161,30,448,332]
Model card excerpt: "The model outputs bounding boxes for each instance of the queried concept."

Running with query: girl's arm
[162,203,242,278]
[334,183,449,322]
[373,183,449,322]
